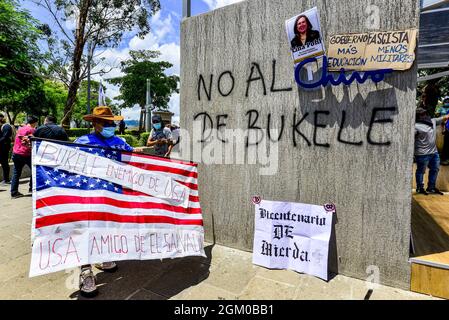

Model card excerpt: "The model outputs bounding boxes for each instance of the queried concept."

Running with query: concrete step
[410,251,449,299]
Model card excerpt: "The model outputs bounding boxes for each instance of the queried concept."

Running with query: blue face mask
[153,122,162,130]
[101,126,116,138]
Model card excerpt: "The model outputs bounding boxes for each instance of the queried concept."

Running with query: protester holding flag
[146,114,173,158]
[30,105,204,298]
[75,106,143,297]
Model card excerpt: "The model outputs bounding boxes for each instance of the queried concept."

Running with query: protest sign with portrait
[285,7,326,66]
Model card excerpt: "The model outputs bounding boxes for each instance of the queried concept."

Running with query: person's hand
[21,135,31,147]
[133,147,144,153]
[164,152,171,158]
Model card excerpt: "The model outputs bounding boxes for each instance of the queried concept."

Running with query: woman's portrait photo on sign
[286,7,325,65]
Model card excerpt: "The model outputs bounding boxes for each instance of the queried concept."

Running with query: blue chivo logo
[294,56,393,89]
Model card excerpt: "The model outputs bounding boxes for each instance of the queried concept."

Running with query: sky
[20,0,245,123]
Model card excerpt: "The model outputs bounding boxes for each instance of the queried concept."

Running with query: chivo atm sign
[294,56,393,89]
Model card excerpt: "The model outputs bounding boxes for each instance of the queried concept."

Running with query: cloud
[202,0,245,10]
[90,10,180,116]
[121,105,141,121]
[168,93,180,117]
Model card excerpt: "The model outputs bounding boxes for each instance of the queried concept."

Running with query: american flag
[98,81,106,106]
[32,140,202,235]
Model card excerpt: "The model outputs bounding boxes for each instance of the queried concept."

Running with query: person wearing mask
[10,116,38,198]
[146,115,172,158]
[33,115,69,141]
[415,107,449,195]
[0,114,14,185]
[74,106,143,298]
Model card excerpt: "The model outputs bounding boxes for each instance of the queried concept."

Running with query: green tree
[34,0,161,128]
[0,79,66,124]
[0,0,43,96]
[107,50,179,131]
[418,68,449,100]
[43,80,69,120]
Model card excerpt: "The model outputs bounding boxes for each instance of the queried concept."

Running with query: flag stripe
[35,221,205,235]
[175,180,199,191]
[36,196,202,214]
[36,188,201,208]
[36,204,202,220]
[126,161,198,179]
[122,153,197,169]
[35,212,203,229]
[122,189,200,203]
[121,160,198,185]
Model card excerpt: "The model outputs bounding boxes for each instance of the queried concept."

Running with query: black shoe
[11,192,24,199]
[416,188,428,195]
[427,188,444,195]
[441,160,449,166]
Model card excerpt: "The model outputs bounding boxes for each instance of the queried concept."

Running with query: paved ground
[0,179,440,300]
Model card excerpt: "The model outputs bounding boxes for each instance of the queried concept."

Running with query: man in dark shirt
[33,115,69,141]
[0,114,14,184]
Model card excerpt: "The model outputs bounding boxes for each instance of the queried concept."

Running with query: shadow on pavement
[71,245,213,300]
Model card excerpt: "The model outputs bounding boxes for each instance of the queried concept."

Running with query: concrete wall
[181,0,420,289]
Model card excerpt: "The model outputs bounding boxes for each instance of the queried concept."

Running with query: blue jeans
[415,153,440,190]
[10,153,32,195]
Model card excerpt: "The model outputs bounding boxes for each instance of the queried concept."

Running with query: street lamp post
[183,0,191,18]
[87,41,92,128]
[145,79,152,132]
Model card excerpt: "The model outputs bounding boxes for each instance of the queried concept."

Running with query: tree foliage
[0,0,43,96]
[33,0,161,127]
[107,50,179,130]
[418,68,449,100]
[0,79,66,124]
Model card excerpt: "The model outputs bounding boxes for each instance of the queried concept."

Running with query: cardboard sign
[327,29,418,71]
[252,200,334,281]
[285,7,326,65]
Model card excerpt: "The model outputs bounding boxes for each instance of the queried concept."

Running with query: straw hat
[83,106,123,122]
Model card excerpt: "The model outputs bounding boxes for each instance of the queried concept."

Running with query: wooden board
[411,195,449,257]
[410,251,449,269]
[411,263,449,299]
